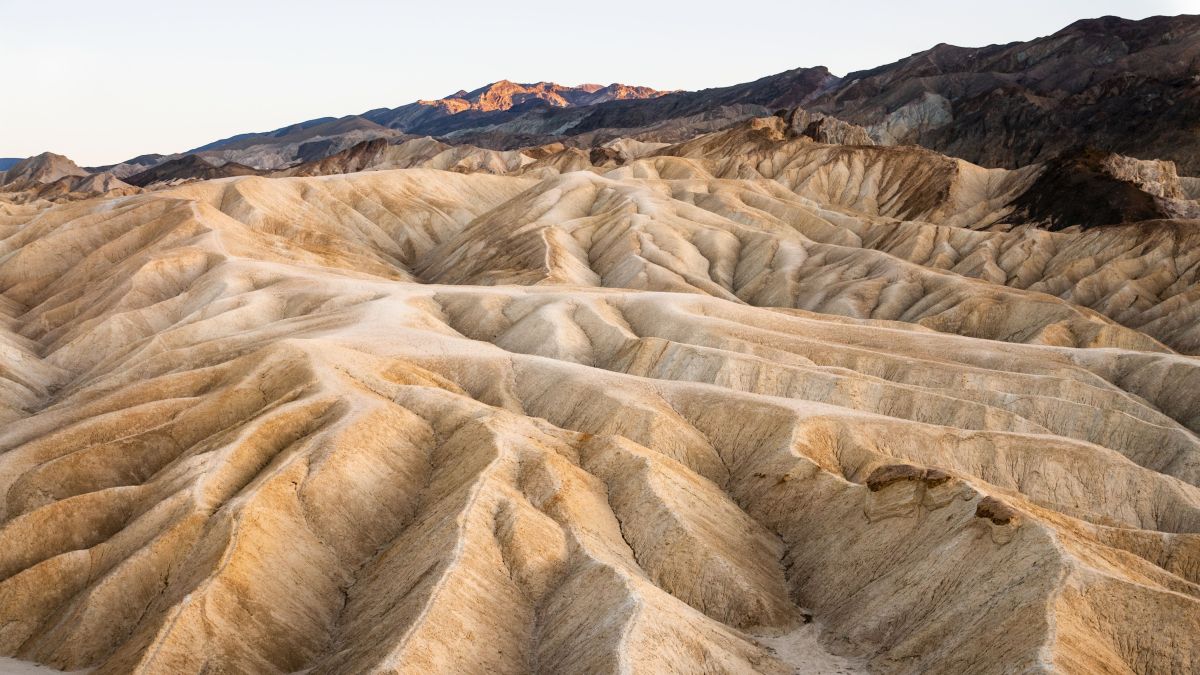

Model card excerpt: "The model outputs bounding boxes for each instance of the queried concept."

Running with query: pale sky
[2,0,1196,166]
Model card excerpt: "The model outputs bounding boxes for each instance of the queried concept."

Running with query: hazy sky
[3,0,1196,166]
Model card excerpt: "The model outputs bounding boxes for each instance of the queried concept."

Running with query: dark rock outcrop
[975,497,1019,526]
[867,464,954,492]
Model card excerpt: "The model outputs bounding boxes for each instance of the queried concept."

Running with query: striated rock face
[1102,154,1188,201]
[782,108,875,146]
[864,92,953,146]
[1,112,1199,674]
[8,173,138,204]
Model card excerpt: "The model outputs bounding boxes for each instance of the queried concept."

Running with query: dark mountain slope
[808,14,1200,171]
[125,154,263,186]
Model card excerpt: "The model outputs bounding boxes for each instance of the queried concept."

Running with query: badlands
[3,13,1200,675]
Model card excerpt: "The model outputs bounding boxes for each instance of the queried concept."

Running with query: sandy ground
[0,659,88,674]
[753,624,867,674]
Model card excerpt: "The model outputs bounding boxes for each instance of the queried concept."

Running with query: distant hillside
[124,154,263,187]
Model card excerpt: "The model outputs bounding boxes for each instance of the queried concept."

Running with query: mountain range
[0,13,1158,182]
[102,16,1200,171]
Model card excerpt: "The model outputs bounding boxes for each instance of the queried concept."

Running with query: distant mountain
[1,152,88,186]
[0,151,133,203]
[438,66,840,148]
[370,80,669,124]
[807,14,1200,172]
[124,154,263,187]
[192,115,398,154]
[183,80,669,168]
[166,71,830,170]
[87,153,170,179]
[348,80,671,134]
[0,158,22,172]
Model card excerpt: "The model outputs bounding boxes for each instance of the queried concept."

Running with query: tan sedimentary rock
[0,129,1197,674]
